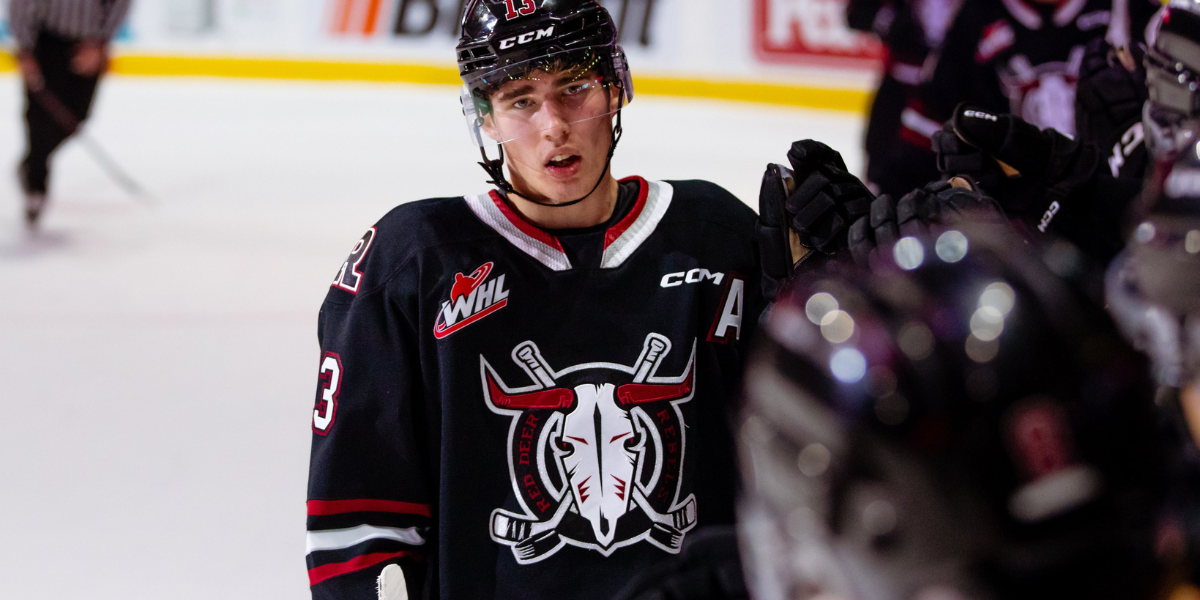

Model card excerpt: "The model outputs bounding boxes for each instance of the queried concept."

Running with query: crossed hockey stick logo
[480,333,699,563]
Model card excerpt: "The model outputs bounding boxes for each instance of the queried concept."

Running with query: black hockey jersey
[306,177,764,599]
[918,0,1115,136]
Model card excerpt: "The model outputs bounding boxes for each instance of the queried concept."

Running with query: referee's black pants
[21,31,101,195]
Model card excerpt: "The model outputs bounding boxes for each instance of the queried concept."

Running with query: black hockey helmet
[456,0,632,145]
[455,0,633,204]
[1144,1,1200,157]
[738,222,1167,599]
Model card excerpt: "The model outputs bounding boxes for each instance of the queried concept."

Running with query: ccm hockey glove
[757,140,874,300]
[947,104,1102,226]
[1075,37,1148,163]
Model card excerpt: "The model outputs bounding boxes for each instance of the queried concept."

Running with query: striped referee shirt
[8,0,132,51]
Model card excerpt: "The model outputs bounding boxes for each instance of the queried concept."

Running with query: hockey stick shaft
[30,86,155,204]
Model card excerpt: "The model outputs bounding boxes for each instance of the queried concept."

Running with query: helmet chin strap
[479,108,625,209]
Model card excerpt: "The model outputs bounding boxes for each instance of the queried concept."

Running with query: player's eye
[509,97,533,110]
[563,82,589,96]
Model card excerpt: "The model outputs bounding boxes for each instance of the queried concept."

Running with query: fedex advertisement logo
[754,0,883,67]
[435,262,511,339]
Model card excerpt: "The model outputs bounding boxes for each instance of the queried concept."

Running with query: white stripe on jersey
[601,180,673,269]
[306,524,426,554]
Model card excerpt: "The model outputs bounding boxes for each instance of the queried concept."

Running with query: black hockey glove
[947,104,1102,225]
[846,179,1004,266]
[931,123,1009,190]
[1075,37,1148,151]
[757,140,874,300]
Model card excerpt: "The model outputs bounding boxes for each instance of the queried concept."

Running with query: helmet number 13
[503,0,537,20]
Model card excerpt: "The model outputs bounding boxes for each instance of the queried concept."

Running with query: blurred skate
[24,193,47,230]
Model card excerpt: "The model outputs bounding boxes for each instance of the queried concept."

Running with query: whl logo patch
[435,262,510,339]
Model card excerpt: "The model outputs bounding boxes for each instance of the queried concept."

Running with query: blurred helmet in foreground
[739,223,1165,600]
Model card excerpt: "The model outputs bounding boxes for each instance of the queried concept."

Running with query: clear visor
[461,49,632,148]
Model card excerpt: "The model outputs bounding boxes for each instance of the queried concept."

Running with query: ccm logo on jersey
[498,26,554,49]
[435,262,510,339]
[660,268,725,288]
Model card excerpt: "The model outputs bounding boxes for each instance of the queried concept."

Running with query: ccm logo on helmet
[498,26,555,50]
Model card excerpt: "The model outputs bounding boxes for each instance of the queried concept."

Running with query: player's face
[482,69,620,203]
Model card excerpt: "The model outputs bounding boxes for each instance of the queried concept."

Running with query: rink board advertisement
[0,0,880,108]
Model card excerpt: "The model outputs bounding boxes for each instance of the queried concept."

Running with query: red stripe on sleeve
[308,551,416,587]
[307,499,432,517]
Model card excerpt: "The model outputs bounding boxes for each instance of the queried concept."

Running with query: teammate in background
[846,0,961,198]
[875,0,1159,200]
[1109,132,1200,586]
[305,2,764,598]
[920,4,1200,265]
[8,0,132,228]
[740,220,1172,600]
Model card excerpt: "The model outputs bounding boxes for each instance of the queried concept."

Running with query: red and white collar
[1000,0,1091,29]
[463,177,674,271]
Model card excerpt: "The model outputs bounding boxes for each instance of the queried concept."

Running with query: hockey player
[9,0,133,227]
[845,0,962,197]
[875,0,1158,200]
[305,2,764,598]
[1108,133,1200,585]
[739,220,1172,599]
[924,3,1200,265]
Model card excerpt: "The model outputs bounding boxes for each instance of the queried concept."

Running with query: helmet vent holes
[898,323,935,361]
[894,237,926,270]
[861,499,898,539]
[830,348,867,384]
[821,311,856,344]
[966,335,1001,363]
[980,282,1016,316]
[1187,230,1200,254]
[796,443,833,478]
[805,292,839,325]
[935,230,970,263]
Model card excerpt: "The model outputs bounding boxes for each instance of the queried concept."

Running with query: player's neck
[506,173,621,230]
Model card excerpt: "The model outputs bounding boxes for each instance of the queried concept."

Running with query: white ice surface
[0,74,862,599]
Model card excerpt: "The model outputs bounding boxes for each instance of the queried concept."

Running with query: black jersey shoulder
[663,179,757,238]
[324,195,498,305]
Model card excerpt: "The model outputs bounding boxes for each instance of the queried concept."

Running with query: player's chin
[536,168,602,202]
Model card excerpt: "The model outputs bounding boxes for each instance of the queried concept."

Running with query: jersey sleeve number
[313,352,343,435]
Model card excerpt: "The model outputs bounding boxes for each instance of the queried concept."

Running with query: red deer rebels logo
[481,333,698,563]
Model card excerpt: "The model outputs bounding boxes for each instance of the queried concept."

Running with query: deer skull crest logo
[481,333,699,563]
